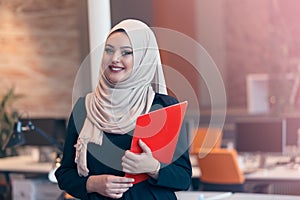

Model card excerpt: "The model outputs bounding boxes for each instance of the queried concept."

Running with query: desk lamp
[1,120,63,152]
[1,119,64,183]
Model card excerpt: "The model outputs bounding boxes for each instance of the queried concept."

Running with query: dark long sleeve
[147,95,192,191]
[55,98,90,200]
[149,150,192,191]
[148,126,191,191]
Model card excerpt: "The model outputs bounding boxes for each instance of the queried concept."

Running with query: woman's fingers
[111,176,134,184]
[89,175,134,198]
[138,139,152,154]
[106,176,134,198]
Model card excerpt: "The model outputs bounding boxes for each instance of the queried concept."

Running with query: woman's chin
[107,76,123,84]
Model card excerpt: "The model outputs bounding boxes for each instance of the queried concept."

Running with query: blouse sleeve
[148,123,192,190]
[55,98,90,200]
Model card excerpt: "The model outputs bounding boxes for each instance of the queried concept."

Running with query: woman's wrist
[147,160,160,179]
[86,176,95,193]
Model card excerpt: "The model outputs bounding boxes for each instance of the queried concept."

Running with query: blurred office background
[1,0,300,196]
[1,0,300,153]
[1,0,300,118]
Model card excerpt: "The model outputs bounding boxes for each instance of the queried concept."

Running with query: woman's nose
[112,51,121,63]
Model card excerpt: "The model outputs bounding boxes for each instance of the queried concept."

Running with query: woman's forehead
[106,31,132,48]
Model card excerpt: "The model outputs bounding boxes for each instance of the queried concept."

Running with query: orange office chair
[190,127,223,155]
[189,127,223,190]
[197,148,245,192]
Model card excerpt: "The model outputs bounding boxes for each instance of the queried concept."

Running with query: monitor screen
[285,116,300,147]
[235,118,286,154]
[20,118,67,147]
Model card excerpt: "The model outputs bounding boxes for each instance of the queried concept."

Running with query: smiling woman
[55,19,192,200]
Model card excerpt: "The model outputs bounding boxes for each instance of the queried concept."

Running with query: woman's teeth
[110,66,123,71]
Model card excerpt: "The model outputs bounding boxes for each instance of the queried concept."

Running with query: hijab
[74,19,168,176]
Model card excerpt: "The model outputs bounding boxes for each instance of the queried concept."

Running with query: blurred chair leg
[252,183,273,194]
[191,178,201,190]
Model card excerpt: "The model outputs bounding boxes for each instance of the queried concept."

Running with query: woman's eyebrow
[105,44,114,48]
[105,44,132,49]
[121,46,133,49]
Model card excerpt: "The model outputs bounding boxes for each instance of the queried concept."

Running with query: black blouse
[55,93,192,200]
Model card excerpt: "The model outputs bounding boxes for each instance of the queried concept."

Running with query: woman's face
[102,31,133,84]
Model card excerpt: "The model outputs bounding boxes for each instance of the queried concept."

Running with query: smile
[109,65,124,72]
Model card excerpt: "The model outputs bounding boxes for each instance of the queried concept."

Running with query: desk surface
[244,165,300,182]
[176,191,300,200]
[229,193,300,200]
[241,155,300,182]
[176,191,232,200]
[0,155,53,174]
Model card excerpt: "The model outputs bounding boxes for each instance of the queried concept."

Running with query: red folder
[125,101,188,184]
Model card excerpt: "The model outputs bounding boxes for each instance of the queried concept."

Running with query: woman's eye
[104,48,114,54]
[122,51,133,56]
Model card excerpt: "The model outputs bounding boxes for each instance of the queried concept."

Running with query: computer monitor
[20,118,67,148]
[235,118,286,154]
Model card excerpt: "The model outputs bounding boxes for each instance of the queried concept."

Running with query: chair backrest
[197,148,245,184]
[190,127,223,155]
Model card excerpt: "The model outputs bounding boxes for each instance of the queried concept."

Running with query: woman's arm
[55,98,134,199]
[147,123,192,191]
[55,98,91,199]
[55,109,91,199]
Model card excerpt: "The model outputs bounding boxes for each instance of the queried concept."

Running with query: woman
[55,19,192,200]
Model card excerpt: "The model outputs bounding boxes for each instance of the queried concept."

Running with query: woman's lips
[109,65,124,72]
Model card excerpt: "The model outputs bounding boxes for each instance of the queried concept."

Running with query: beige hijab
[74,19,168,176]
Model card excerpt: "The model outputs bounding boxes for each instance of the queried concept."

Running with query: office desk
[176,191,300,200]
[0,155,61,199]
[245,165,300,182]
[176,191,232,200]
[229,193,300,200]
[191,154,300,195]
[0,155,53,174]
[240,155,300,194]
[244,165,300,195]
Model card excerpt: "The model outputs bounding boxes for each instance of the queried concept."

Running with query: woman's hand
[86,174,134,199]
[122,140,160,175]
